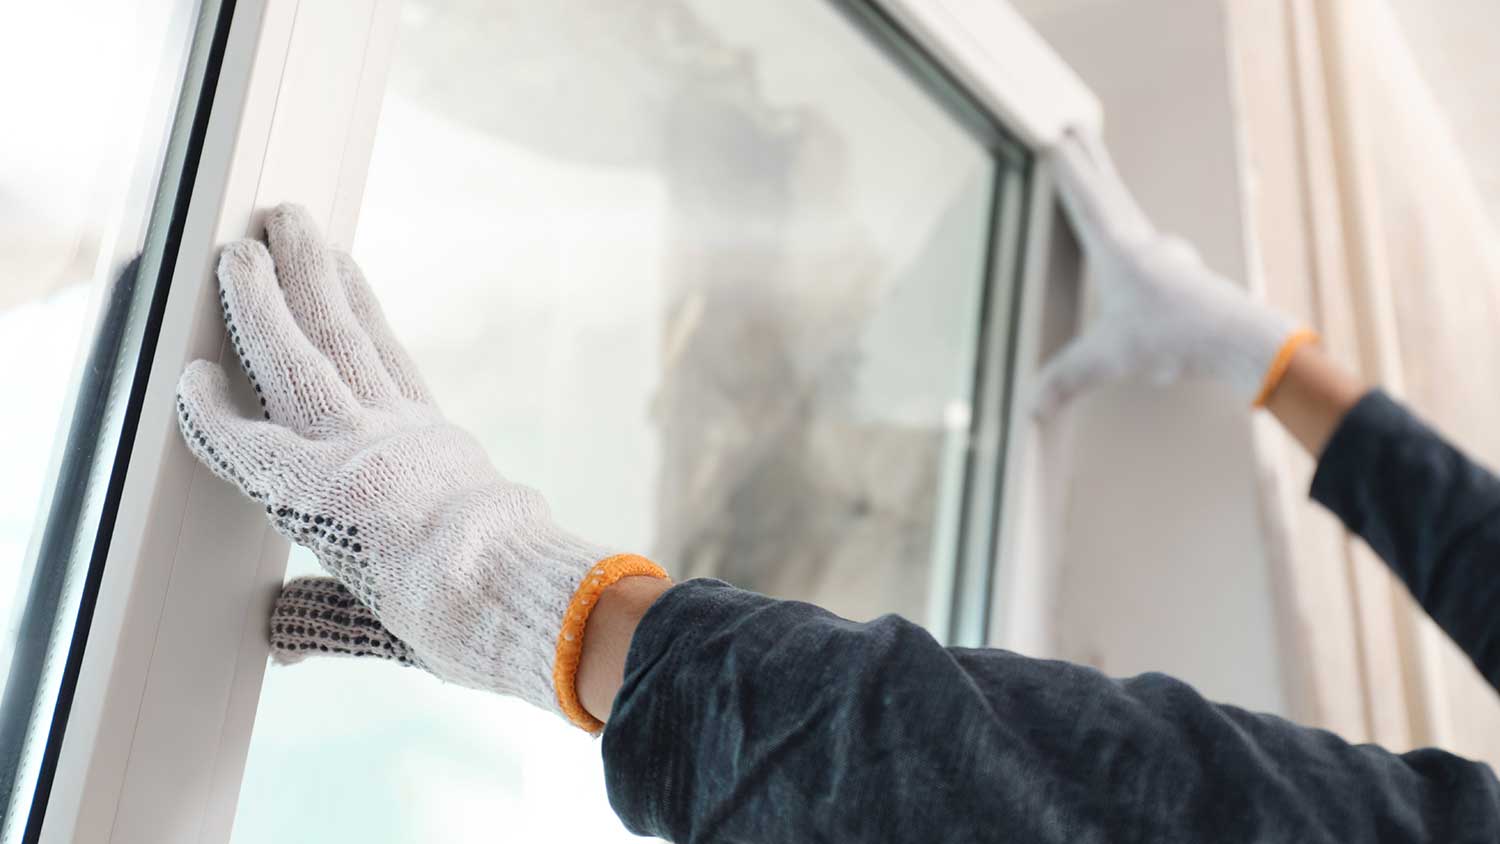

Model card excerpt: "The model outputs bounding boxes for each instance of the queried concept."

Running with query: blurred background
[3,0,1500,841]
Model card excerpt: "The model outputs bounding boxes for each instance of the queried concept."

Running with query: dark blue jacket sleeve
[1312,390,1500,691]
[602,581,1499,842]
[600,390,1500,843]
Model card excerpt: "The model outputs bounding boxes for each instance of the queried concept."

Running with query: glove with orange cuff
[1032,133,1317,416]
[176,204,668,733]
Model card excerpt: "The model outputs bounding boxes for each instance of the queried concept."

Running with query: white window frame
[35,1,1097,840]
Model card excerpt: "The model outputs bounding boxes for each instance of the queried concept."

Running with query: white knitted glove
[1032,133,1313,416]
[269,576,418,666]
[176,204,666,731]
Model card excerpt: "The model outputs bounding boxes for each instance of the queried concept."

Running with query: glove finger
[264,205,403,407]
[1154,234,1203,268]
[333,249,436,407]
[175,359,308,504]
[1029,331,1132,418]
[1051,131,1153,250]
[217,239,361,433]
[269,576,417,666]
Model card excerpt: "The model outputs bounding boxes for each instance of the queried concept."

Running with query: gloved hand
[269,575,418,666]
[1031,132,1316,416]
[176,204,667,731]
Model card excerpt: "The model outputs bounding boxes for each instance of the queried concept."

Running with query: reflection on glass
[234,1,1013,841]
[0,0,211,835]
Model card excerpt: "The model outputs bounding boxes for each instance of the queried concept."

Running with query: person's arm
[1266,345,1500,686]
[1040,131,1500,695]
[1262,342,1365,457]
[1287,358,1500,691]
[577,574,673,721]
[599,579,1500,842]
[587,136,1500,843]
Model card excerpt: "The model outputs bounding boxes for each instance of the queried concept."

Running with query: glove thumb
[270,577,417,667]
[1029,329,1130,419]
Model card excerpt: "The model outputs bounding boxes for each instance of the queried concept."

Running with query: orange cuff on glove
[1251,328,1320,408]
[553,553,670,733]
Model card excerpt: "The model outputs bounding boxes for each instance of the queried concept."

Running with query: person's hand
[1032,133,1315,416]
[176,205,666,731]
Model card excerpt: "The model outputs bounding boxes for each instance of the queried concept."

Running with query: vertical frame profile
[40,2,401,842]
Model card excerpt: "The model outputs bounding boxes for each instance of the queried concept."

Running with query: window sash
[37,1,1096,840]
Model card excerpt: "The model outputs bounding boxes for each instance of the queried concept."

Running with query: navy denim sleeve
[1312,390,1500,692]
[602,579,1500,843]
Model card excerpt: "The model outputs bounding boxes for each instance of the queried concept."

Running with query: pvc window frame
[34,1,1097,841]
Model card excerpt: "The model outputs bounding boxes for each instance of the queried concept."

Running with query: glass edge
[946,159,1036,648]
[819,0,1040,645]
[972,160,1038,647]
[1,0,237,839]
[823,0,1033,167]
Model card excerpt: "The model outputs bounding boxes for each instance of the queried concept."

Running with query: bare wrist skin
[1264,342,1367,457]
[577,575,674,724]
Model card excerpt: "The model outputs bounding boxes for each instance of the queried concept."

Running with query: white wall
[1013,0,1289,715]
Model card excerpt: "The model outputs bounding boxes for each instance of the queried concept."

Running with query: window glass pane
[234,1,1024,840]
[0,0,222,834]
